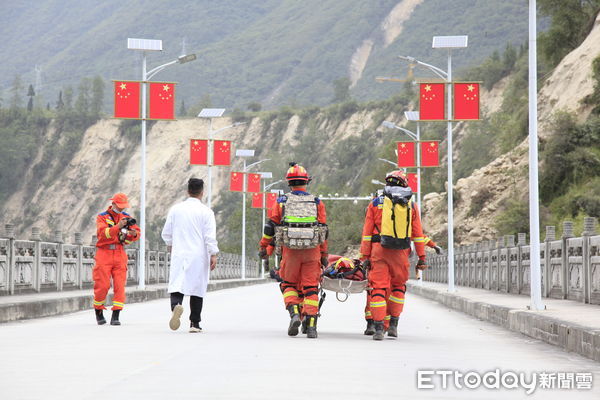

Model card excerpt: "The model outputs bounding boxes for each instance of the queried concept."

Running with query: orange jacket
[359,196,425,259]
[424,236,437,248]
[96,207,141,248]
[259,190,328,254]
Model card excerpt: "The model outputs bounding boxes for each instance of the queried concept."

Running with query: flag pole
[207,118,213,208]
[241,162,247,280]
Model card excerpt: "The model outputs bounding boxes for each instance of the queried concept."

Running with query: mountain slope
[0,0,529,110]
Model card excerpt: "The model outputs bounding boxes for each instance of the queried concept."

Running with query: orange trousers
[367,244,409,322]
[279,247,321,315]
[93,247,128,311]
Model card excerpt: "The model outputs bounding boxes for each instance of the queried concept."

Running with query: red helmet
[286,162,310,186]
[385,170,408,187]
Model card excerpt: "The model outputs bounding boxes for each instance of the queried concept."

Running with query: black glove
[320,254,329,267]
[434,245,443,255]
[416,259,429,271]
[362,259,371,270]
[258,247,267,259]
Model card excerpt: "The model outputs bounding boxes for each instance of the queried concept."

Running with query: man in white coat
[161,178,219,333]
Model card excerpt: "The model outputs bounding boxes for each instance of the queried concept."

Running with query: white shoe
[189,323,202,333]
[169,304,184,331]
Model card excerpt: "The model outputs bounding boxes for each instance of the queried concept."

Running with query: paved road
[1,283,598,400]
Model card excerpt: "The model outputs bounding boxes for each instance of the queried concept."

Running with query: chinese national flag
[247,173,261,193]
[419,83,445,120]
[114,81,141,119]
[407,173,418,193]
[213,140,232,166]
[454,83,480,120]
[251,193,264,209]
[266,192,278,209]
[190,139,208,165]
[397,142,416,168]
[230,172,244,192]
[420,141,440,167]
[149,82,176,120]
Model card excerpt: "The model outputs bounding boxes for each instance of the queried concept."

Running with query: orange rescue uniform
[260,191,327,316]
[93,207,140,311]
[360,196,425,322]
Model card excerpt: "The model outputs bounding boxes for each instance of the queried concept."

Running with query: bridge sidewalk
[0,277,270,323]
[407,280,600,362]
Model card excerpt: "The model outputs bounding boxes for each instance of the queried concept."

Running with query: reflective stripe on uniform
[389,295,405,304]
[369,301,386,308]
[106,219,115,226]
[283,291,299,298]
[384,315,391,321]
[283,216,317,223]
[303,299,319,307]
[104,228,111,239]
[362,236,372,241]
[93,300,105,306]
[113,301,124,307]
[262,234,273,239]
[124,240,132,244]
[365,311,372,317]
[424,237,431,245]
[412,237,425,243]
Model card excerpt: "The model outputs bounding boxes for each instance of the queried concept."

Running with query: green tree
[10,75,23,110]
[75,78,91,115]
[56,90,64,110]
[91,76,105,116]
[64,86,73,110]
[332,77,351,103]
[26,84,35,112]
[247,101,262,112]
[179,99,187,116]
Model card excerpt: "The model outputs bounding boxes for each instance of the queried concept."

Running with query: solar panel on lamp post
[127,38,196,289]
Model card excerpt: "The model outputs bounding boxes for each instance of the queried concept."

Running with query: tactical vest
[275,193,327,250]
[379,194,412,250]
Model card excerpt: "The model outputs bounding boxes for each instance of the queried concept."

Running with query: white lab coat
[161,197,219,297]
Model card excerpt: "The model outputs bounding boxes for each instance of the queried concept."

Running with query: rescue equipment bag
[275,193,327,250]
[380,186,413,249]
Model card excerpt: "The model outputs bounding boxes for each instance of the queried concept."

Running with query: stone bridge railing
[422,217,600,305]
[0,225,260,296]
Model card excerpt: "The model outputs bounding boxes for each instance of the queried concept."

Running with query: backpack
[274,193,327,250]
[379,186,413,249]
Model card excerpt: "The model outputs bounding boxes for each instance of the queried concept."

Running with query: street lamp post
[127,38,196,289]
[198,108,247,208]
[399,34,467,293]
[235,149,270,279]
[528,0,544,311]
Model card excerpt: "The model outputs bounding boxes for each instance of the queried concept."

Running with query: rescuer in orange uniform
[259,163,328,339]
[359,171,428,340]
[93,193,140,326]
[363,235,441,335]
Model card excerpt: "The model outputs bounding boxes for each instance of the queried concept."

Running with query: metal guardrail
[421,217,600,305]
[0,225,259,296]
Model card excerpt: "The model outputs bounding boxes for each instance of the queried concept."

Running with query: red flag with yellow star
[454,83,480,120]
[114,81,141,119]
[420,140,440,167]
[149,82,176,120]
[266,192,278,210]
[419,83,445,120]
[397,141,416,168]
[407,173,418,193]
[247,173,262,193]
[230,172,244,192]
[190,139,208,165]
[251,193,264,208]
[213,140,232,166]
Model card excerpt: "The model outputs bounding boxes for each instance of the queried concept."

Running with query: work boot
[301,316,307,334]
[305,315,318,339]
[373,321,385,341]
[287,304,301,336]
[110,310,121,326]
[387,316,399,338]
[364,319,375,336]
[95,309,106,325]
